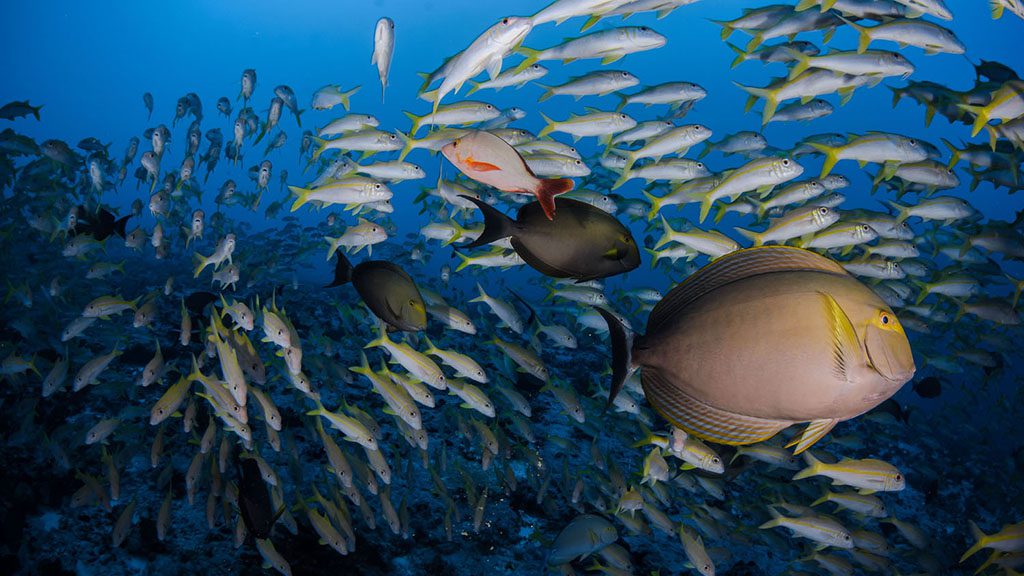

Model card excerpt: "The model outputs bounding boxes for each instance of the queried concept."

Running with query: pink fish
[441,130,573,220]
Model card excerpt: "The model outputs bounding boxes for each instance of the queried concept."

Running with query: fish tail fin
[991,0,1006,18]
[643,189,663,221]
[710,20,733,41]
[959,104,990,137]
[792,450,823,481]
[340,86,360,111]
[288,186,312,212]
[698,193,716,224]
[294,108,305,128]
[310,137,328,162]
[594,307,633,411]
[833,15,869,52]
[363,322,391,350]
[807,143,840,178]
[459,195,514,249]
[733,82,777,125]
[745,32,765,52]
[324,237,340,261]
[328,252,353,287]
[960,520,990,562]
[941,138,961,168]
[537,112,556,139]
[654,214,676,249]
[535,178,574,220]
[469,282,487,304]
[416,71,433,93]
[193,254,210,278]
[794,0,816,10]
[113,215,130,239]
[886,200,910,224]
[512,47,541,74]
[536,85,553,102]
[644,247,661,268]
[612,152,637,191]
[31,104,43,121]
[712,202,730,225]
[734,226,764,246]
[785,48,812,79]
[403,111,423,137]
[725,43,747,69]
[395,130,415,162]
[253,123,268,145]
[757,507,784,529]
[810,491,831,507]
[453,250,474,273]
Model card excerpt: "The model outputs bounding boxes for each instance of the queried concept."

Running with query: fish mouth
[865,325,915,384]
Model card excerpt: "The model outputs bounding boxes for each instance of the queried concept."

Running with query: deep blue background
[2,1,1022,294]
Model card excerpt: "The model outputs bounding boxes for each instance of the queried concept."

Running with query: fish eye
[697,162,704,169]
[621,72,629,77]
[619,114,627,119]
[712,457,720,464]
[844,534,851,541]
[895,473,902,481]
[501,17,509,24]
[782,159,790,166]
[532,65,540,70]
[486,105,494,110]
[909,139,917,146]
[639,26,648,31]
[818,207,828,214]
[374,184,381,189]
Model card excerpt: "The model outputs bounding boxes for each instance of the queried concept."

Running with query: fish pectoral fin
[641,368,788,446]
[485,55,502,81]
[602,246,624,260]
[785,418,838,454]
[467,159,502,172]
[819,291,860,382]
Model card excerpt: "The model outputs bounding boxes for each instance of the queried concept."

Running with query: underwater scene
[2,0,1023,574]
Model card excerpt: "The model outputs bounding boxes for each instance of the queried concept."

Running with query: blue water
[1,1,1023,575]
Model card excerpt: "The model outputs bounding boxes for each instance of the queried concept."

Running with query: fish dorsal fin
[647,246,849,334]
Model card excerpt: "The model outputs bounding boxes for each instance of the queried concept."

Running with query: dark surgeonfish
[460,195,640,282]
[74,206,130,241]
[598,246,915,454]
[236,455,282,540]
[326,252,426,332]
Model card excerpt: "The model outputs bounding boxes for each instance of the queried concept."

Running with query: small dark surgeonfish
[326,252,426,332]
[460,195,640,282]
[236,455,282,540]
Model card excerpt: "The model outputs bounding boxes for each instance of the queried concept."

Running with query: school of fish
[1,0,1023,575]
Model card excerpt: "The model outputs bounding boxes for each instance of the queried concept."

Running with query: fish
[547,514,619,566]
[459,195,639,281]
[371,17,396,102]
[442,130,575,220]
[0,99,43,120]
[425,16,534,113]
[598,246,915,453]
[793,451,906,494]
[326,252,426,332]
